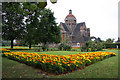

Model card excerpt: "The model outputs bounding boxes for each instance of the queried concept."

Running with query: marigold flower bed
[1,48,31,51]
[107,48,119,50]
[0,48,10,53]
[2,51,116,75]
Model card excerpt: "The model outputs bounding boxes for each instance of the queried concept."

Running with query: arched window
[77,43,80,47]
[80,30,82,36]
[86,31,87,37]
[84,30,86,36]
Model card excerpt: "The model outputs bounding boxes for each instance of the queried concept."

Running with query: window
[84,30,86,36]
[77,43,80,47]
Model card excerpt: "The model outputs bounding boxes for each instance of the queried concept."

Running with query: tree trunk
[29,43,31,49]
[11,39,13,49]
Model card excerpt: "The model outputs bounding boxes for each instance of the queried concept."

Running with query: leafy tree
[37,8,61,45]
[2,2,25,48]
[13,0,57,8]
[106,38,114,43]
[104,38,115,48]
[23,3,61,48]
[23,2,41,49]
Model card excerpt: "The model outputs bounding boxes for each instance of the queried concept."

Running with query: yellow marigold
[42,61,45,63]
[68,64,71,66]
[83,60,85,62]
[76,65,78,67]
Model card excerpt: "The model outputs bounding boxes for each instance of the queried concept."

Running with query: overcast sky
[46,0,119,41]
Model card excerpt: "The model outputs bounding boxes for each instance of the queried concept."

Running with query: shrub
[71,49,77,51]
[58,43,64,51]
[58,43,72,51]
[34,47,42,52]
[82,40,103,52]
[42,45,48,51]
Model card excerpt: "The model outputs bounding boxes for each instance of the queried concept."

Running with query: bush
[34,47,43,52]
[42,45,48,51]
[64,45,72,51]
[104,43,120,49]
[71,49,77,51]
[58,43,72,51]
[48,48,58,51]
[58,43,64,51]
[82,40,103,52]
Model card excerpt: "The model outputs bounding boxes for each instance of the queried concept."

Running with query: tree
[2,2,25,48]
[37,8,61,45]
[23,3,61,48]
[106,38,114,43]
[22,2,40,49]
[13,0,57,8]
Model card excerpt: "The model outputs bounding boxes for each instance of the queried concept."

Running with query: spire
[69,9,72,14]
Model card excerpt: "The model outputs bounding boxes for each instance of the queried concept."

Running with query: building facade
[59,10,90,47]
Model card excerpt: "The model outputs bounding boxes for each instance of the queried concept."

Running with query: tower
[64,10,76,33]
[59,10,90,47]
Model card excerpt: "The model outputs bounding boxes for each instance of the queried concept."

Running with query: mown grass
[2,49,119,78]
[55,50,118,78]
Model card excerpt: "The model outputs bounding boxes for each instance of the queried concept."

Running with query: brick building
[59,10,90,47]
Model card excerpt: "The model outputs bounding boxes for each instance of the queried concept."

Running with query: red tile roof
[66,14,75,18]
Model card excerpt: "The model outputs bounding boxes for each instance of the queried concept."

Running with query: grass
[2,49,119,78]
[56,50,118,78]
[37,51,81,56]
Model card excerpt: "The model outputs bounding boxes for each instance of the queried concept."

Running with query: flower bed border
[2,51,116,75]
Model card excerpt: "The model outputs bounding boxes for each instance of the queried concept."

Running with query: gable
[72,22,86,36]
[60,22,70,32]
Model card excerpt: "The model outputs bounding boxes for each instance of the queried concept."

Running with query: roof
[72,36,89,43]
[66,14,76,18]
[72,22,89,42]
[66,10,76,19]
[60,22,89,43]
[61,23,70,32]
[72,22,85,36]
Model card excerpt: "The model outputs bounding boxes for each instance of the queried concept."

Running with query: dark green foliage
[2,2,61,49]
[82,40,103,52]
[23,3,61,48]
[2,2,25,48]
[103,38,119,48]
[106,38,114,43]
[42,45,48,51]
[38,2,47,9]
[104,43,120,49]
[58,43,72,51]
[37,9,61,44]
[22,2,40,49]
[58,43,64,50]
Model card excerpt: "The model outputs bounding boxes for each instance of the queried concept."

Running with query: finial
[69,9,72,14]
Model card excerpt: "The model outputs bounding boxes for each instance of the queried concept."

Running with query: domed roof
[65,10,76,20]
[66,14,76,18]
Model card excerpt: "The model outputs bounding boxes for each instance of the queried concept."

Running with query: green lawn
[37,51,82,56]
[2,50,119,78]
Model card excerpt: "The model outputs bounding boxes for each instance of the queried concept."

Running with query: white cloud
[46,0,119,41]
